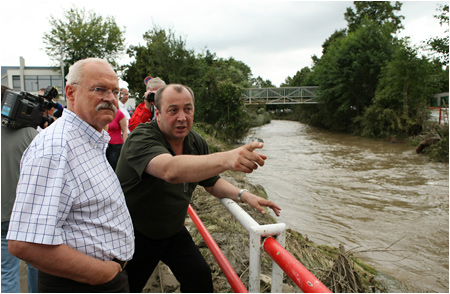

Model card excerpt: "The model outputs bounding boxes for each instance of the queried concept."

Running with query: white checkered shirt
[7,109,135,261]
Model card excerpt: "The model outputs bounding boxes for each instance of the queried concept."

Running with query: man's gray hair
[146,77,166,91]
[66,58,115,85]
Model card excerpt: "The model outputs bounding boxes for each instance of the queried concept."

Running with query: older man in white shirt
[7,58,135,292]
[119,88,131,133]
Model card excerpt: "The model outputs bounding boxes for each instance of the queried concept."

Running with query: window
[24,75,63,93]
[25,75,39,92]
[12,76,21,91]
[11,74,63,94]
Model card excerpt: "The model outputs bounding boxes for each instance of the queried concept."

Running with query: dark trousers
[38,270,130,292]
[106,143,123,170]
[125,227,213,293]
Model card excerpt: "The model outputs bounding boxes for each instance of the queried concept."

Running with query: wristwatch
[238,189,248,203]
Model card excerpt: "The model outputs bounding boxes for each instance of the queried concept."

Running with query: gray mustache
[96,102,117,113]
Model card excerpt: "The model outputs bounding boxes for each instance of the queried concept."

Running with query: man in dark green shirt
[116,84,281,293]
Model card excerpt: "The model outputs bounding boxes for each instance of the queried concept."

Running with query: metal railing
[219,198,285,293]
[188,198,330,293]
[428,107,449,125]
[187,205,248,293]
[242,87,319,105]
[263,237,331,293]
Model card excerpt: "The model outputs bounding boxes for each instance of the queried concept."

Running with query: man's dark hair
[154,84,194,111]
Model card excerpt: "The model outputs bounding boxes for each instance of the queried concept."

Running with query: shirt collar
[150,120,196,155]
[62,109,111,149]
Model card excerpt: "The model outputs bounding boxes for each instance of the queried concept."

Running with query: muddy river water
[245,120,449,292]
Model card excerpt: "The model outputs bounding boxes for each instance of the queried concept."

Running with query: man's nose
[103,91,118,107]
[177,112,186,121]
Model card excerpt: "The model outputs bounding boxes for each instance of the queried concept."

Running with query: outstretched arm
[204,178,281,217]
[145,142,268,184]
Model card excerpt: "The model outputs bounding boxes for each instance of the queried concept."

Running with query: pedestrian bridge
[243,86,319,105]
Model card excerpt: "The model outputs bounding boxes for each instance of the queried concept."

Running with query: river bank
[140,170,415,293]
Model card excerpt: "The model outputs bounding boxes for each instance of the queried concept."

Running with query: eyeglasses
[74,84,123,99]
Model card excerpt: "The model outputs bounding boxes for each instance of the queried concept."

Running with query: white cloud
[1,1,447,86]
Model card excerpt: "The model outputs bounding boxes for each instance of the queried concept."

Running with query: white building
[2,57,136,111]
[1,57,64,100]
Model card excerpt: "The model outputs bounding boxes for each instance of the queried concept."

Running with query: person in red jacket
[128,77,166,132]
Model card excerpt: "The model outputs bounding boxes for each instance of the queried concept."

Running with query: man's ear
[65,85,75,107]
[155,107,160,122]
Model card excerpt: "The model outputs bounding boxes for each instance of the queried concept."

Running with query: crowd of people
[1,57,281,293]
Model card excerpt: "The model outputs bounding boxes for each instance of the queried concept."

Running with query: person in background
[106,108,128,170]
[1,85,39,293]
[52,104,64,118]
[7,58,135,292]
[115,83,281,293]
[36,88,64,131]
[128,77,165,132]
[118,88,131,132]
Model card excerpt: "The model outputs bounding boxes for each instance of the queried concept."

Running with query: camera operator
[1,85,39,293]
[128,77,165,132]
[37,88,63,132]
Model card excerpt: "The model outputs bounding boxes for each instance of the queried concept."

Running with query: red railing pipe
[188,205,248,293]
[428,107,444,124]
[263,236,332,293]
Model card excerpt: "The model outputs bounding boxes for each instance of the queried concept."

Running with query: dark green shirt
[116,120,220,239]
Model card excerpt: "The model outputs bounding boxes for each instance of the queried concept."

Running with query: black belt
[112,258,128,269]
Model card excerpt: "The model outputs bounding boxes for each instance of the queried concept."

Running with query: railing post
[220,199,286,293]
[263,237,332,293]
[188,205,248,293]
[249,229,261,293]
[270,230,285,293]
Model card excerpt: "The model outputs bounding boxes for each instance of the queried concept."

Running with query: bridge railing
[188,198,331,293]
[243,86,319,105]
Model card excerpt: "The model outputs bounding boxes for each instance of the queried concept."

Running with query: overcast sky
[1,1,447,86]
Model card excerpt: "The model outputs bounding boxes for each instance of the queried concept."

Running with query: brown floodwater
[246,120,449,292]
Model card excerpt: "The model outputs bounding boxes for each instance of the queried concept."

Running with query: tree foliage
[313,20,396,132]
[123,27,199,99]
[282,66,316,87]
[426,4,449,66]
[344,1,404,33]
[251,76,275,88]
[359,42,442,138]
[122,26,252,142]
[43,7,126,73]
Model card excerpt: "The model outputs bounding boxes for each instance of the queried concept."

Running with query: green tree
[122,26,199,99]
[344,1,404,33]
[314,20,396,131]
[281,67,316,87]
[360,42,443,138]
[321,29,347,55]
[123,26,253,141]
[426,4,449,66]
[195,73,250,142]
[43,7,126,72]
[251,76,275,88]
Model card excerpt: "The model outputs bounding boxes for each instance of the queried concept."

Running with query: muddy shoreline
[177,171,416,293]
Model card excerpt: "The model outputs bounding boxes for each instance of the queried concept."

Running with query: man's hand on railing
[240,190,281,217]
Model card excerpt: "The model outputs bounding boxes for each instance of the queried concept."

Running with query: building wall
[1,57,64,98]
[2,67,63,95]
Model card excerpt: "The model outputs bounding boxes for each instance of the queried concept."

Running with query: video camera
[1,86,59,129]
